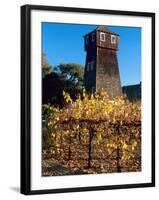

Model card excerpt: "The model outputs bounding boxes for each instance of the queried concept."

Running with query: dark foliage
[42,63,84,107]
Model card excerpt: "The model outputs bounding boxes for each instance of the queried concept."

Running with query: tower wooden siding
[84,26,122,98]
[84,31,97,92]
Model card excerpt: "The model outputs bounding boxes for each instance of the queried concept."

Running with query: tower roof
[95,25,119,36]
[84,25,119,37]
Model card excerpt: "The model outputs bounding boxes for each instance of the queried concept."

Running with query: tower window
[92,32,95,42]
[87,63,90,71]
[111,35,116,44]
[87,61,95,71]
[100,32,105,41]
[90,61,95,71]
[86,36,89,45]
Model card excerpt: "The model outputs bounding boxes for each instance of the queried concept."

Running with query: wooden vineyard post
[116,124,121,172]
[68,134,71,160]
[59,132,62,157]
[87,125,94,168]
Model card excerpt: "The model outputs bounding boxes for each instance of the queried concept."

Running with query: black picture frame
[21,4,155,195]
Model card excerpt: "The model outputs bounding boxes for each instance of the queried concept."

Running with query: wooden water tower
[84,25,122,98]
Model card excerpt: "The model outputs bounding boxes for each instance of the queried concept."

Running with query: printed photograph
[42,23,141,176]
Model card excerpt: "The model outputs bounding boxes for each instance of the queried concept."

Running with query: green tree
[43,62,84,107]
[55,63,84,91]
[42,53,53,78]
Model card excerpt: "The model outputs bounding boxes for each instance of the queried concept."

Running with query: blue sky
[42,23,141,86]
